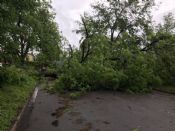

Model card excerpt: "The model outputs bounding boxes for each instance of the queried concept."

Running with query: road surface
[16,89,175,131]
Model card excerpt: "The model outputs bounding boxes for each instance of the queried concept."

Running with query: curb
[10,87,39,131]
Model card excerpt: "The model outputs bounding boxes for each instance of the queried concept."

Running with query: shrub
[54,61,126,93]
[54,74,77,93]
[23,65,39,79]
[111,48,160,92]
[43,68,58,78]
[0,66,30,88]
[54,47,165,94]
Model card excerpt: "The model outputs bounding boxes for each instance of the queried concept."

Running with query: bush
[54,61,126,93]
[54,44,169,94]
[0,66,30,88]
[54,48,163,93]
[22,65,39,79]
[154,41,175,85]
[120,57,153,92]
[111,48,161,93]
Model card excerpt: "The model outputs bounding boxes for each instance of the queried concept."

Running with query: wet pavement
[16,90,175,131]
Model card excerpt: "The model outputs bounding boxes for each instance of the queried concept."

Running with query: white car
[0,63,2,67]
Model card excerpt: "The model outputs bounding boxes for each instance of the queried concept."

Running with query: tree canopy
[55,0,175,93]
[0,0,62,65]
[1,0,175,93]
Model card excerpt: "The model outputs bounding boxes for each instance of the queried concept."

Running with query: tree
[0,0,62,65]
[75,0,156,63]
[91,0,154,43]
[152,13,175,84]
[53,0,175,94]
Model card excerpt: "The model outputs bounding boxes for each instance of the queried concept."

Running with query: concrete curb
[10,87,39,131]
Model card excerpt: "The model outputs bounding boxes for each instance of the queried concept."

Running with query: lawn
[0,79,36,131]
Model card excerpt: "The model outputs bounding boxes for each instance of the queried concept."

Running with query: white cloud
[153,0,175,23]
[52,0,175,47]
[52,0,94,46]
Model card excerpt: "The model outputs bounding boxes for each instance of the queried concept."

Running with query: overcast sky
[52,0,175,47]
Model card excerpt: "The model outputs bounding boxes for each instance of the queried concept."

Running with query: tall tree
[91,0,155,44]
[0,0,62,65]
[76,0,155,63]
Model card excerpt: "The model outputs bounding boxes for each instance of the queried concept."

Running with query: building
[26,53,35,62]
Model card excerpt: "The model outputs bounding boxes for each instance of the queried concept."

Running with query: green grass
[69,91,84,99]
[0,79,36,131]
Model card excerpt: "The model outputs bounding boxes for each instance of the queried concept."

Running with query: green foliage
[23,65,40,80]
[54,50,159,93]
[151,13,175,85]
[54,1,175,93]
[0,66,32,88]
[113,48,159,92]
[55,62,118,92]
[132,128,139,131]
[0,0,61,65]
[0,78,35,131]
[69,91,84,99]
[154,39,175,85]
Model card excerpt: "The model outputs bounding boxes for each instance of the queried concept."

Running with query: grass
[69,91,84,99]
[0,79,36,131]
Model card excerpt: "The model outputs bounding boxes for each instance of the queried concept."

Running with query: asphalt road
[16,90,175,131]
